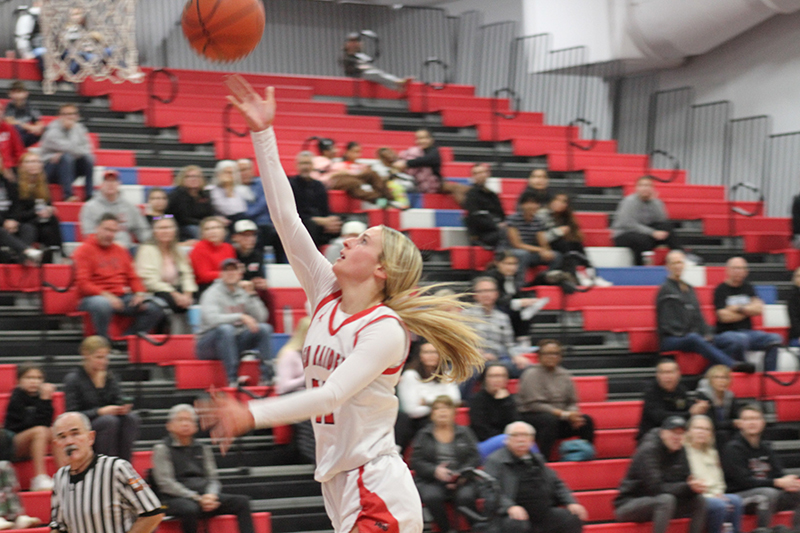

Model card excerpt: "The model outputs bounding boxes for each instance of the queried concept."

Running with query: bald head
[666,250,685,280]
[725,257,748,286]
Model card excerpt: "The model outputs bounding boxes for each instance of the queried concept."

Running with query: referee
[50,412,164,533]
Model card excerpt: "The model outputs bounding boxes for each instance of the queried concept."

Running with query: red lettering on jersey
[311,379,335,424]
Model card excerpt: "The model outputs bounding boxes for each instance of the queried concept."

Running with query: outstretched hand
[225,74,276,132]
[195,389,255,455]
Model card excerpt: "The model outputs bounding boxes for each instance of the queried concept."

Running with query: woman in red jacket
[188,216,236,295]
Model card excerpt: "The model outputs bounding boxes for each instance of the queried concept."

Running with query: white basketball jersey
[302,290,409,483]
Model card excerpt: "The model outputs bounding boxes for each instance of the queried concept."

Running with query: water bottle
[283,305,293,335]
[263,245,275,278]
[721,523,733,533]
[187,305,201,334]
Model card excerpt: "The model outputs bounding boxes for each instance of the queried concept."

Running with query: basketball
[181,0,266,62]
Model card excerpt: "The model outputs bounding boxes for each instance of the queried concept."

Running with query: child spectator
[275,317,315,464]
[209,160,251,225]
[3,81,44,147]
[395,129,468,206]
[13,151,63,262]
[135,215,197,323]
[3,363,55,491]
[0,461,41,529]
[144,187,169,226]
[167,166,214,242]
[0,152,41,265]
[325,142,393,204]
[63,336,140,461]
[189,216,236,295]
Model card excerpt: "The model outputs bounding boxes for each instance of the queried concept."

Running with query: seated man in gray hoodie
[196,258,272,387]
[79,169,151,249]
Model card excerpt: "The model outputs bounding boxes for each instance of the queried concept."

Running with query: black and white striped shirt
[50,455,163,533]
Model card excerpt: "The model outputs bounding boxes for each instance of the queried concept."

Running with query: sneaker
[30,474,54,491]
[593,276,613,287]
[23,248,42,265]
[576,270,593,287]
[0,518,13,531]
[239,350,259,362]
[684,252,703,265]
[520,297,549,321]
[14,516,41,529]
[732,362,756,374]
[543,270,567,284]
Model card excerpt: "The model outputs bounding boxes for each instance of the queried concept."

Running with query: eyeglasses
[508,432,534,438]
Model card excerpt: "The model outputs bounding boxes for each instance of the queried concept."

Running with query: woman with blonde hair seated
[695,364,741,448]
[685,414,743,533]
[209,160,252,225]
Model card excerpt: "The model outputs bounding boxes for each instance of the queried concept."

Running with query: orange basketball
[181,0,265,62]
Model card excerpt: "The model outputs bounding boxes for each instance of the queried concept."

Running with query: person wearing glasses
[135,214,197,321]
[80,169,151,249]
[40,103,94,202]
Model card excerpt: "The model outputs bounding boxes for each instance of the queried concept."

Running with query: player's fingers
[265,86,274,102]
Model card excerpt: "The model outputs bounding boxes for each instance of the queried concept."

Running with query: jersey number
[311,379,335,425]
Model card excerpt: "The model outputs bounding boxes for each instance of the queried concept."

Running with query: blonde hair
[214,160,240,187]
[17,152,50,202]
[705,364,731,381]
[378,226,483,382]
[685,414,715,451]
[277,316,311,360]
[80,335,110,356]
[175,165,204,187]
[145,216,181,256]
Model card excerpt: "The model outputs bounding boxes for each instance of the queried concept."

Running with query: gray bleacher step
[316,96,408,110]
[86,118,166,137]
[571,194,621,212]
[135,150,218,168]
[251,495,324,512]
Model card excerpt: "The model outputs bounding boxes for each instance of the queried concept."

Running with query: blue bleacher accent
[596,267,668,286]
[60,222,77,243]
[755,285,777,305]
[434,209,463,227]
[109,167,139,185]
[273,333,289,353]
[406,193,423,209]
[450,177,470,185]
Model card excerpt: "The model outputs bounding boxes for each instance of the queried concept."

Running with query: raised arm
[226,75,335,305]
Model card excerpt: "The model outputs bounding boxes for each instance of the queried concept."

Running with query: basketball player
[196,75,484,533]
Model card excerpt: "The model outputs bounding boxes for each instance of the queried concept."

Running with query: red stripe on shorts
[355,465,400,533]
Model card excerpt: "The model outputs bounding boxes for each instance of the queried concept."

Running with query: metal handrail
[222,102,249,160]
[420,57,449,114]
[146,68,179,128]
[729,181,764,217]
[567,118,598,151]
[490,88,520,167]
[643,149,682,183]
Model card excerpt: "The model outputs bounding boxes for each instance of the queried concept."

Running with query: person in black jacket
[484,252,548,338]
[657,251,754,373]
[394,129,469,206]
[722,404,800,530]
[3,363,54,490]
[463,163,506,249]
[63,335,140,461]
[637,358,709,441]
[484,421,587,533]
[152,404,254,533]
[167,165,215,242]
[289,151,341,248]
[341,32,410,92]
[792,193,800,249]
[233,219,276,331]
[470,363,520,453]
[519,168,554,208]
[614,417,706,533]
[788,267,800,348]
[410,396,481,533]
[0,156,40,264]
[13,151,62,261]
[694,365,741,448]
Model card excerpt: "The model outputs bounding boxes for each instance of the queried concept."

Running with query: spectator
[520,168,554,207]
[469,362,520,458]
[145,187,169,226]
[80,169,151,249]
[152,404,254,533]
[789,267,800,347]
[713,257,783,371]
[73,213,164,339]
[324,220,366,265]
[167,166,215,242]
[290,151,342,249]
[232,219,275,329]
[14,0,44,64]
[188,216,236,294]
[196,258,273,387]
[614,416,707,533]
[3,363,54,491]
[310,138,337,181]
[395,129,468,206]
[341,32,410,92]
[326,142,393,204]
[14,151,63,261]
[516,339,595,460]
[657,250,755,373]
[64,336,140,461]
[239,157,283,261]
[723,404,800,531]
[484,421,587,533]
[463,163,506,249]
[410,396,481,533]
[4,81,44,147]
[637,358,709,441]
[684,414,743,533]
[134,215,197,322]
[505,191,564,287]
[463,276,530,378]
[397,340,462,439]
[794,193,800,249]
[274,317,315,464]
[0,103,23,182]
[0,461,41,530]
[40,103,94,202]
[210,160,250,225]
[0,153,41,265]
[372,147,414,207]
[484,251,548,338]
[695,365,742,449]
[611,176,681,266]
[50,412,163,533]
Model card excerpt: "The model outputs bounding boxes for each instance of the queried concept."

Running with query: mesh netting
[40,0,143,94]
